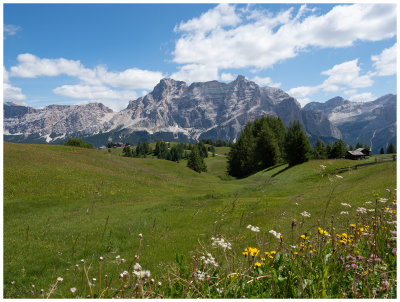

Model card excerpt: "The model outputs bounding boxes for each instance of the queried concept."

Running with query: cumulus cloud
[288,59,374,100]
[348,92,376,102]
[220,72,236,82]
[371,43,396,76]
[4,24,21,38]
[251,76,281,88]
[10,53,164,90]
[173,3,396,74]
[3,68,26,101]
[171,64,218,83]
[53,84,137,111]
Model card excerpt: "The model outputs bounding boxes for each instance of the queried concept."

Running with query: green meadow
[3,142,396,298]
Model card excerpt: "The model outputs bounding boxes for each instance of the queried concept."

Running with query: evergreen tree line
[121,140,209,173]
[64,138,93,149]
[380,143,396,154]
[227,116,304,178]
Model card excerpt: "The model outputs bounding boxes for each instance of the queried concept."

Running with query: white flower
[134,270,151,279]
[200,253,218,268]
[157,281,162,287]
[57,277,63,282]
[340,211,349,215]
[365,201,373,205]
[320,165,326,170]
[121,258,126,263]
[138,233,143,239]
[336,175,343,179]
[269,230,281,239]
[195,270,208,281]
[99,256,104,261]
[70,287,77,293]
[341,203,352,207]
[356,207,367,214]
[211,237,232,250]
[115,255,120,260]
[300,211,311,218]
[379,198,388,203]
[368,209,375,212]
[133,263,142,271]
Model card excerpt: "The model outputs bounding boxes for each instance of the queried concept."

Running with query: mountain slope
[4,76,341,145]
[303,94,396,153]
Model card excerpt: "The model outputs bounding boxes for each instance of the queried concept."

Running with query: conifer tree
[380,147,385,154]
[187,147,207,173]
[284,121,311,167]
[312,138,327,159]
[387,142,396,154]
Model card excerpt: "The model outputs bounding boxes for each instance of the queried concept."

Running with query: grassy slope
[3,142,396,297]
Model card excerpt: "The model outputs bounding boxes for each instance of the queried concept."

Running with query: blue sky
[3,3,397,111]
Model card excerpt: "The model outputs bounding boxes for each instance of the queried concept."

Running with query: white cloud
[321,59,374,90]
[53,84,137,111]
[348,92,376,102]
[4,24,21,38]
[9,53,164,90]
[251,76,281,88]
[297,98,313,107]
[3,67,26,101]
[173,3,396,75]
[220,72,236,82]
[171,64,218,83]
[371,43,397,76]
[288,59,374,100]
[175,3,241,34]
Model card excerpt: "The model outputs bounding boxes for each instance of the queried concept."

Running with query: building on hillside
[345,148,371,160]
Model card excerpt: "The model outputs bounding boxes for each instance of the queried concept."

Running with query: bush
[64,138,93,149]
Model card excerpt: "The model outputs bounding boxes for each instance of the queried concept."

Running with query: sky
[3,2,397,111]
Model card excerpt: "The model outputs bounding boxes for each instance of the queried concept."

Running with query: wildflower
[269,230,281,239]
[382,280,390,291]
[356,207,367,214]
[243,247,259,257]
[11,281,15,285]
[253,262,262,269]
[379,198,388,203]
[300,211,311,218]
[341,203,351,207]
[157,281,162,287]
[121,258,126,263]
[99,256,104,262]
[195,270,208,281]
[138,233,143,239]
[115,255,120,260]
[211,237,232,250]
[300,234,309,240]
[80,259,85,264]
[70,287,77,293]
[386,188,391,192]
[57,277,63,282]
[270,250,277,255]
[293,251,299,255]
[340,211,349,215]
[365,201,373,205]
[133,263,142,271]
[350,224,356,228]
[320,165,326,170]
[336,175,343,179]
[351,263,358,269]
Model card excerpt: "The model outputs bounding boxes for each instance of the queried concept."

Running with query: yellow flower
[268,255,274,259]
[300,234,308,240]
[341,233,348,238]
[254,262,262,269]
[264,251,270,256]
[244,247,260,257]
[359,228,364,232]
[270,250,277,255]
[261,258,266,262]
[323,230,329,236]
[294,251,299,255]
[318,227,324,234]
[350,224,356,228]
[339,239,347,244]
[242,251,248,257]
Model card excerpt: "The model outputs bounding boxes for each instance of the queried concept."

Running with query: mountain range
[3,76,396,153]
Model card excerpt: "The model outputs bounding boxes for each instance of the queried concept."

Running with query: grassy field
[3,142,396,297]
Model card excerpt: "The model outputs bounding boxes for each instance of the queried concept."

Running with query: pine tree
[330,139,347,158]
[380,147,385,154]
[312,138,327,159]
[284,121,311,167]
[187,147,207,173]
[387,142,396,154]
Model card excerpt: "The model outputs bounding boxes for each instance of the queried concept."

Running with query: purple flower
[351,263,358,269]
[339,256,345,264]
[345,264,350,270]
[382,280,390,291]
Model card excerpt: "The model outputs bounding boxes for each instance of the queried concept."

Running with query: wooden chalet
[345,148,371,160]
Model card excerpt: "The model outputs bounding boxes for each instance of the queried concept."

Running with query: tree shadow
[262,163,286,173]
[271,165,292,177]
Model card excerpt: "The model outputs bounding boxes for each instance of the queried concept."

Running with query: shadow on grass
[271,165,292,178]
[262,163,286,173]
